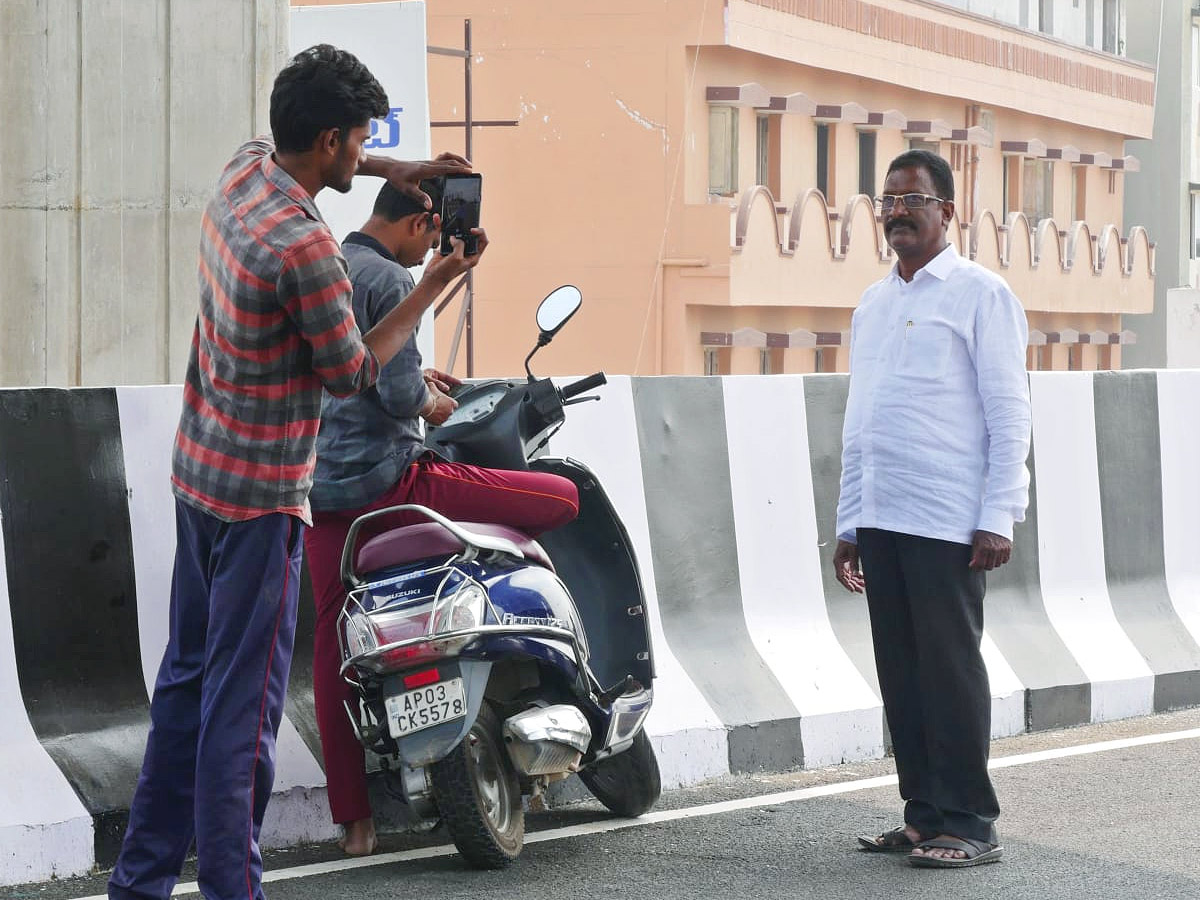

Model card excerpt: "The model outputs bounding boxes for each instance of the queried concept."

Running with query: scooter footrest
[597,675,644,707]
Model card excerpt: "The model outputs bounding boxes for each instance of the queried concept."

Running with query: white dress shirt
[836,243,1031,546]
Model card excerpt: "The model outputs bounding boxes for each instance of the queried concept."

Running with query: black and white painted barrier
[2,372,1199,885]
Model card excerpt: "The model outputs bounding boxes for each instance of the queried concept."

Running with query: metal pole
[465,19,475,378]
[445,279,472,375]
[434,273,469,318]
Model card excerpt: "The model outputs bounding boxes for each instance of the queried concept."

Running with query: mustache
[885,219,915,234]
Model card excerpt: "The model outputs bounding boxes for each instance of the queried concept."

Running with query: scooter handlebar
[559,371,607,400]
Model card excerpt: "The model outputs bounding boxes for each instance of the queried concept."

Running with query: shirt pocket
[896,322,953,380]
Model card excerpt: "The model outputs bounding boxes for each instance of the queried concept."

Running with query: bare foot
[338,817,378,856]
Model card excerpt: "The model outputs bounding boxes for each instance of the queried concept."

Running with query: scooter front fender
[388,659,493,768]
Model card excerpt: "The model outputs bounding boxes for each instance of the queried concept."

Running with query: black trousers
[856,528,1000,844]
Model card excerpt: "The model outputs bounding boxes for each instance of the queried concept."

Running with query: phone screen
[440,174,482,255]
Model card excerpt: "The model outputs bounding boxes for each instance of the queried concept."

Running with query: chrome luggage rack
[336,505,591,683]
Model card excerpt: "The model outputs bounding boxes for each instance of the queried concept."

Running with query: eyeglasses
[873,193,947,212]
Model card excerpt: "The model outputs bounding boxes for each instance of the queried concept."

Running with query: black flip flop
[909,835,1004,868]
[857,826,922,853]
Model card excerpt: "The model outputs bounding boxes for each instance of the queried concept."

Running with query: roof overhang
[1046,145,1082,162]
[1105,155,1141,172]
[762,92,817,115]
[859,109,908,130]
[813,101,869,124]
[948,126,994,147]
[1001,139,1049,157]
[706,83,771,107]
[1077,151,1114,167]
[903,119,954,140]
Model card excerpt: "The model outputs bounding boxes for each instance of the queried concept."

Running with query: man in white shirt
[834,150,1031,869]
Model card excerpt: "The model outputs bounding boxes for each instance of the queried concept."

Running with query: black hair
[269,44,389,153]
[372,178,443,225]
[886,149,955,202]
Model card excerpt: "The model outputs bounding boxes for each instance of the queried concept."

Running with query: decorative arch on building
[786,188,837,257]
[1067,221,1098,273]
[723,192,1154,305]
[948,210,971,257]
[1034,217,1066,270]
[1095,223,1122,274]
[1123,225,1155,277]
[1005,211,1037,270]
[970,208,1005,264]
[734,184,791,253]
[840,193,886,259]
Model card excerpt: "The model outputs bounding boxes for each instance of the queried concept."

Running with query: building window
[858,130,877,198]
[756,115,769,189]
[816,123,832,202]
[1068,344,1083,371]
[759,349,785,375]
[814,347,839,373]
[703,347,728,375]
[1038,0,1053,34]
[1022,158,1054,224]
[755,114,780,197]
[1102,0,1119,54]
[1072,166,1087,222]
[1193,25,1200,86]
[1003,156,1019,214]
[708,106,738,196]
[1191,192,1200,259]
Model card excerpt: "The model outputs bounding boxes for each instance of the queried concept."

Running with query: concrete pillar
[1124,0,1188,368]
[0,0,289,387]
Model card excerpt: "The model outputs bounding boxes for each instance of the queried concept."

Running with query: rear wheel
[430,701,524,868]
[579,728,661,817]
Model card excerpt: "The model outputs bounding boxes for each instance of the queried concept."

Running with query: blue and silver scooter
[337,286,660,869]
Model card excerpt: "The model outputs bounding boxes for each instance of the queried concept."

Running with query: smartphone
[439,173,482,256]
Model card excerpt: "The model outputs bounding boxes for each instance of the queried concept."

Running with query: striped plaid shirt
[172,139,380,525]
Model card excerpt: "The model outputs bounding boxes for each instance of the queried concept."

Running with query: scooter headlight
[432,582,487,634]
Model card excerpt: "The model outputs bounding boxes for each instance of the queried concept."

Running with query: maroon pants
[303,458,579,825]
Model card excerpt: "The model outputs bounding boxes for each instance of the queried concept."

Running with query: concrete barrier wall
[2,371,1199,885]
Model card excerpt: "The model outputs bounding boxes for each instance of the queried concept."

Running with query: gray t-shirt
[310,232,430,513]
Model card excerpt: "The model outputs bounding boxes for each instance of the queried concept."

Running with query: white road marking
[69,726,1200,899]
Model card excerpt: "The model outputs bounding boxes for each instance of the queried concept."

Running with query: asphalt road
[15,707,1200,900]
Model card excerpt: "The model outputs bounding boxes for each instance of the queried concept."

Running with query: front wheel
[430,701,524,868]
[579,728,661,817]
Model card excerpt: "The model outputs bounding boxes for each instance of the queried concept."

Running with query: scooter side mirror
[535,285,583,341]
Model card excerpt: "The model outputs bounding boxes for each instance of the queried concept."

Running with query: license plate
[385,676,467,737]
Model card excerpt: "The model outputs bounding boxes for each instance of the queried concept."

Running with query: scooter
[337,285,660,869]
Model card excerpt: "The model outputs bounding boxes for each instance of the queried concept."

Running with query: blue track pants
[109,499,303,900]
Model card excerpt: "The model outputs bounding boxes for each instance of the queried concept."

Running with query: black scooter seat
[357,521,555,574]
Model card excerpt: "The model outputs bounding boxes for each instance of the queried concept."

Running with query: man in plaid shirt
[108,45,485,900]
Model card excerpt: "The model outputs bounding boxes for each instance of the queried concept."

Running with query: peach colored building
[295,0,1156,376]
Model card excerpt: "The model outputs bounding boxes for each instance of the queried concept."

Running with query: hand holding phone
[423,226,489,288]
[439,173,482,256]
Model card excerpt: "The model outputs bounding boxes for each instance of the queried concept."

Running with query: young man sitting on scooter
[305,180,580,856]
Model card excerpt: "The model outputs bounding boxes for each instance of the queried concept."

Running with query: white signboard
[290,1,435,362]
